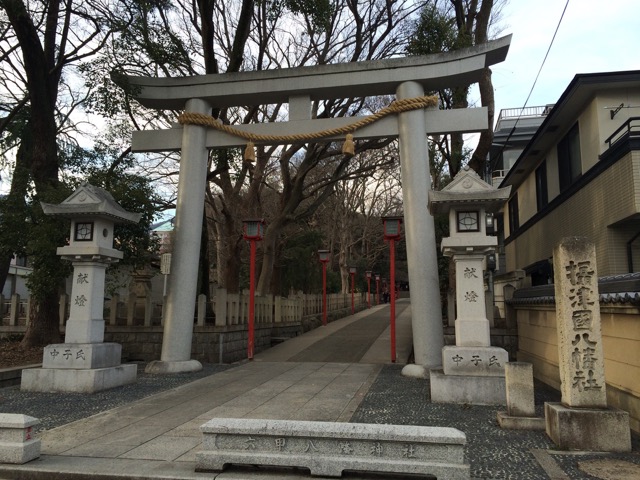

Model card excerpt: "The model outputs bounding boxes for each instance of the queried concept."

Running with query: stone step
[196,418,470,479]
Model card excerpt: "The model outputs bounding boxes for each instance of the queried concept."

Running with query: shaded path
[289,303,410,363]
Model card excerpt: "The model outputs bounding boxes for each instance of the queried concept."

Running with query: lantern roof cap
[41,182,142,224]
[428,166,511,214]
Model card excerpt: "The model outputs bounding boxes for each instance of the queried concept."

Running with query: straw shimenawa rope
[177,94,438,160]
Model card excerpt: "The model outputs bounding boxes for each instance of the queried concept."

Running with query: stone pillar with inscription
[545,237,631,451]
[427,166,512,405]
[21,183,141,393]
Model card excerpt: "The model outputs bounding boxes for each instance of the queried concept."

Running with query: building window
[535,160,548,211]
[508,194,519,235]
[557,123,581,191]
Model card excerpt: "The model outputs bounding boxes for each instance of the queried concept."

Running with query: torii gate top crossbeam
[122,36,511,110]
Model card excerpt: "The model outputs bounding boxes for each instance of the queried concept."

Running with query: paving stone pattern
[289,303,410,363]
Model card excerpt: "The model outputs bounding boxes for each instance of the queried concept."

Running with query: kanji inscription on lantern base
[442,346,506,376]
[544,237,631,452]
[197,418,470,478]
[42,343,124,370]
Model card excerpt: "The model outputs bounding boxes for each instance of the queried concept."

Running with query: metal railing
[604,117,640,149]
[496,105,551,124]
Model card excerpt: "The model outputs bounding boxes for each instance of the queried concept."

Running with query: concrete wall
[514,302,640,433]
[104,323,303,364]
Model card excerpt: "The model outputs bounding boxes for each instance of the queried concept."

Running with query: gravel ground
[350,365,640,480]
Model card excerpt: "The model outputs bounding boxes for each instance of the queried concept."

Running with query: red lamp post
[375,274,381,305]
[349,266,356,314]
[365,271,372,308]
[243,219,265,360]
[382,216,403,363]
[318,249,330,326]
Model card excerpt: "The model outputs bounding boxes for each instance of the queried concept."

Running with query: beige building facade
[500,71,640,281]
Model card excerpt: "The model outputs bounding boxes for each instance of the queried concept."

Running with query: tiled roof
[507,272,640,306]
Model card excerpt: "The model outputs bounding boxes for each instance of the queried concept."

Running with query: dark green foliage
[82,68,143,118]
[26,142,161,293]
[24,186,74,301]
[265,230,314,294]
[434,211,450,291]
[0,176,29,263]
[262,0,332,31]
[87,171,161,270]
[278,230,324,294]
[407,4,460,56]
[77,146,161,269]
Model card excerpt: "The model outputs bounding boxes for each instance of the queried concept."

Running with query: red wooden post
[248,239,256,359]
[382,216,402,364]
[318,250,330,326]
[349,266,356,315]
[243,219,265,360]
[389,238,396,363]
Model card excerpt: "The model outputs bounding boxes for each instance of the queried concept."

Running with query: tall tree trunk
[448,85,469,176]
[3,0,64,348]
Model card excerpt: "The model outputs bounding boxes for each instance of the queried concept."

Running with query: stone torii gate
[122,35,511,374]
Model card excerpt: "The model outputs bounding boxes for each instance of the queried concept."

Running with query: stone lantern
[427,166,511,405]
[21,183,141,393]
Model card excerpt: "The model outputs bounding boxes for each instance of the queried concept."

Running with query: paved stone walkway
[0,300,639,479]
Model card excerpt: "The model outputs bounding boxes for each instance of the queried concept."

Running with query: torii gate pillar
[396,81,443,366]
[146,98,210,373]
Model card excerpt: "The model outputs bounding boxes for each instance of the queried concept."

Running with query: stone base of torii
[118,36,513,373]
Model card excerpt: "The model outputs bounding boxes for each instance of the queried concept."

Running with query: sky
[488,0,640,121]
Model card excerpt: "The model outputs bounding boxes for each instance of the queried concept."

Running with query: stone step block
[21,364,136,393]
[0,414,40,464]
[196,418,469,479]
